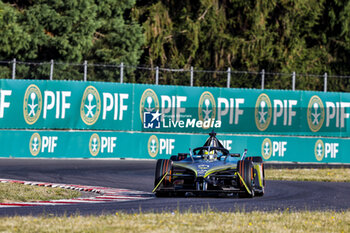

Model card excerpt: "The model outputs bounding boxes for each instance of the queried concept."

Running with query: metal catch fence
[1,59,349,92]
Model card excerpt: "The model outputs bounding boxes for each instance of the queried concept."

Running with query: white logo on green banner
[29,132,41,156]
[140,89,159,123]
[261,138,272,160]
[80,86,101,125]
[23,84,42,125]
[307,95,324,132]
[314,139,325,161]
[148,135,159,157]
[89,133,101,156]
[255,94,272,131]
[198,91,216,129]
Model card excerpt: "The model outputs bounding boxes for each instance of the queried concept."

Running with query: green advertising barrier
[0,79,350,137]
[136,85,350,136]
[0,130,348,164]
[0,79,134,130]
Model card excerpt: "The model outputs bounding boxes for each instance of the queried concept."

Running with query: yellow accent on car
[204,164,237,178]
[152,171,168,193]
[236,172,252,195]
[254,164,263,187]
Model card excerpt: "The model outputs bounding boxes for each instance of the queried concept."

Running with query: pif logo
[261,138,287,159]
[307,95,324,132]
[23,84,42,125]
[261,138,272,160]
[89,133,101,156]
[140,89,159,123]
[255,94,272,131]
[198,91,216,129]
[80,86,101,125]
[29,133,58,156]
[314,139,338,161]
[89,133,117,156]
[314,139,324,161]
[148,135,159,158]
[29,133,41,156]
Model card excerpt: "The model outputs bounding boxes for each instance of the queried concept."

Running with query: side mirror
[230,153,240,157]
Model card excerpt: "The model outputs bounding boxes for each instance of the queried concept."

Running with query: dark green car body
[153,132,265,198]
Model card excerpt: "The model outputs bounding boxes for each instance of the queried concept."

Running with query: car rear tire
[237,160,254,198]
[245,156,263,163]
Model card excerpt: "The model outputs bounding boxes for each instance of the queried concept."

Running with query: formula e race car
[153,132,265,198]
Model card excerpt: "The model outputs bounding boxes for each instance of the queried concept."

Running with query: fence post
[12,58,16,80]
[227,68,231,88]
[50,59,54,80]
[155,66,159,85]
[261,69,265,90]
[190,66,194,86]
[84,60,87,81]
[120,62,124,84]
[292,71,296,91]
[324,72,327,92]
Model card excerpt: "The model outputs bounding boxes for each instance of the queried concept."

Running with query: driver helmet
[203,150,209,160]
[208,150,217,161]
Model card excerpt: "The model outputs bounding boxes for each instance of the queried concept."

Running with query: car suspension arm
[152,171,169,193]
[235,172,252,195]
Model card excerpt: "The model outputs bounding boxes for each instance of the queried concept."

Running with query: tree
[86,0,145,82]
[0,1,32,77]
[133,0,346,90]
[313,0,350,91]
[0,1,31,59]
[0,0,145,81]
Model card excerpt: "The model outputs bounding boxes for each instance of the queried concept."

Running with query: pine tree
[0,1,32,77]
[0,1,31,59]
[133,0,344,90]
[86,0,145,82]
[0,0,145,81]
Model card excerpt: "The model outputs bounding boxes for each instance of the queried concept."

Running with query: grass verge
[0,183,81,203]
[0,210,349,232]
[265,168,350,182]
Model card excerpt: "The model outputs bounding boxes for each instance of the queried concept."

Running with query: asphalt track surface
[0,158,349,216]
